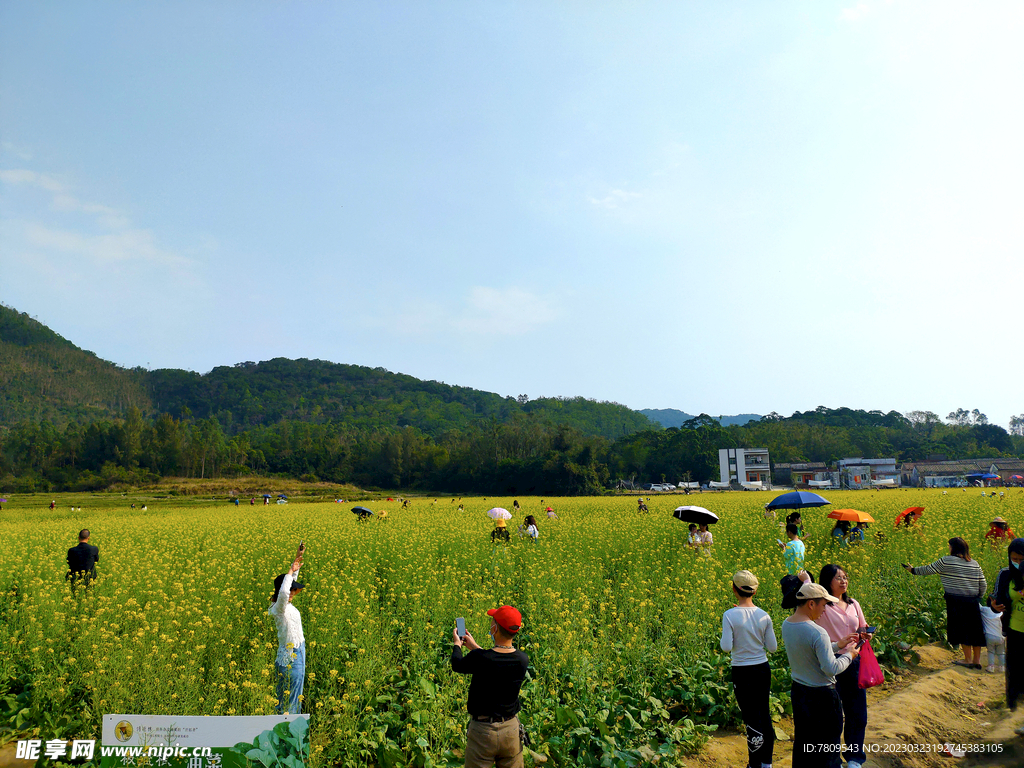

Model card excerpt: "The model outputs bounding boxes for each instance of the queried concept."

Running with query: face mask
[1012,561,1022,570]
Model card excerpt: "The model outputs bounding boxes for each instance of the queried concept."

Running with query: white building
[837,457,899,489]
[719,448,771,486]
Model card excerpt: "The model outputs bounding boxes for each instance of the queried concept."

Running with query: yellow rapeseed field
[1,488,1020,765]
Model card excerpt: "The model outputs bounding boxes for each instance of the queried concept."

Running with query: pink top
[814,597,867,643]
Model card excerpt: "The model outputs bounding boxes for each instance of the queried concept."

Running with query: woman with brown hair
[903,537,988,669]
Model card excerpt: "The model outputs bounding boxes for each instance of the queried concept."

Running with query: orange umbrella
[827,509,875,523]
[894,506,924,527]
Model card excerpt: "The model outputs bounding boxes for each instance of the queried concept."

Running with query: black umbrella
[672,506,719,525]
[765,491,830,511]
[351,506,374,518]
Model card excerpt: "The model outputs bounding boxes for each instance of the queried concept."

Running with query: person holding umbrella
[488,508,512,543]
[903,537,987,669]
[352,506,374,522]
[270,542,307,714]
[985,517,1016,543]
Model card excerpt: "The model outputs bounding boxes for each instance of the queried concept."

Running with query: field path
[694,644,1023,768]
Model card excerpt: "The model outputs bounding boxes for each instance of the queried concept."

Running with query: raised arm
[271,546,303,615]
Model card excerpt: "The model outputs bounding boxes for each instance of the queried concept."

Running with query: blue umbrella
[766,491,831,511]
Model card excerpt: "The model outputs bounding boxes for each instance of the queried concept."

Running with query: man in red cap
[451,605,530,768]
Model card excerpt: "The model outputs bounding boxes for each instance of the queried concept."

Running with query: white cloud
[370,286,562,340]
[0,168,64,193]
[588,188,642,209]
[455,286,561,336]
[840,3,872,21]
[0,168,129,228]
[23,222,192,269]
[1,142,33,162]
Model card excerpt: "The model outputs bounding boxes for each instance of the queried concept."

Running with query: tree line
[2,406,1022,496]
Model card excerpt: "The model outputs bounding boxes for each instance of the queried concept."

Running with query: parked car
[660,483,676,490]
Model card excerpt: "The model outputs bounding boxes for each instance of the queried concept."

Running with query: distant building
[719,448,771,487]
[837,457,899,489]
[901,458,1024,487]
[775,462,833,487]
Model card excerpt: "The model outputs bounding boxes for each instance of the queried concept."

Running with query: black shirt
[451,647,529,718]
[67,542,99,576]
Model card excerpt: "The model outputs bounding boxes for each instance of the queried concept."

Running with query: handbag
[857,641,884,689]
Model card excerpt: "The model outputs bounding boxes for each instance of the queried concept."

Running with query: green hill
[0,305,151,425]
[0,305,650,441]
[146,358,650,441]
[640,408,762,428]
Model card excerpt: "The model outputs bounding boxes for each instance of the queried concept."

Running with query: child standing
[981,597,1006,673]
[779,524,806,576]
[721,570,778,768]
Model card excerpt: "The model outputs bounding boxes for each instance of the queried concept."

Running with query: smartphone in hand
[456,617,466,638]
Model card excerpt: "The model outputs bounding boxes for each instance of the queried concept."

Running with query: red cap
[486,605,522,634]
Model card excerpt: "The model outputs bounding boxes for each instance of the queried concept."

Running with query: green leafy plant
[230,718,309,768]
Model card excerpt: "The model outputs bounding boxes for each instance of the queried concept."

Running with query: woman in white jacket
[270,543,306,714]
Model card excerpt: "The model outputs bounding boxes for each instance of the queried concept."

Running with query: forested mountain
[0,305,649,440]
[2,305,1021,495]
[147,359,649,440]
[641,408,762,428]
[0,306,151,424]
[0,305,648,493]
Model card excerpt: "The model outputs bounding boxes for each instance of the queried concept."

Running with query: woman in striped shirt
[903,537,987,669]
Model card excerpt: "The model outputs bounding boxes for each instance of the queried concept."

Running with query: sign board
[99,714,308,768]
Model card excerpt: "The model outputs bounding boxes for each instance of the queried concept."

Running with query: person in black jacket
[992,538,1024,722]
[451,605,529,768]
[66,529,99,592]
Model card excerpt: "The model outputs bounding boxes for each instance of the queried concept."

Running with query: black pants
[791,682,843,768]
[835,658,867,763]
[731,663,774,768]
[1008,628,1024,711]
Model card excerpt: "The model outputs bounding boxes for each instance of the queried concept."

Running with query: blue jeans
[275,642,305,714]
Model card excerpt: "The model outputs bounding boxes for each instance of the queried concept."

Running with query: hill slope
[641,408,761,428]
[0,305,652,441]
[0,305,151,425]
[147,358,651,440]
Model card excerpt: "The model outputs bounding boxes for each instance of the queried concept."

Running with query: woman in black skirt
[903,537,987,668]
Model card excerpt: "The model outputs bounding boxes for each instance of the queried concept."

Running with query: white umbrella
[486,507,512,520]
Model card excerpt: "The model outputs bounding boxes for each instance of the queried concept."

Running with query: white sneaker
[987,665,997,673]
[847,762,863,768]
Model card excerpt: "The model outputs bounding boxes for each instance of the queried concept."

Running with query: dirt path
[693,645,1024,768]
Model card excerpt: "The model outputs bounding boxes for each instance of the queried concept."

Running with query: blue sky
[3,2,1023,427]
